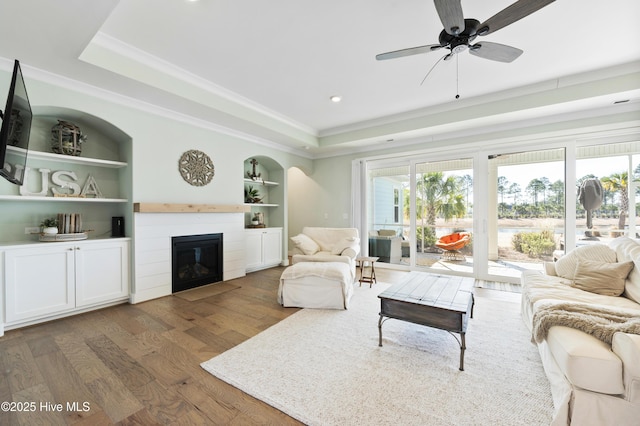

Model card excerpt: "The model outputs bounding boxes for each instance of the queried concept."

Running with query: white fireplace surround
[132,212,246,303]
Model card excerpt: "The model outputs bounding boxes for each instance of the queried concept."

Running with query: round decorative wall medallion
[178,149,215,186]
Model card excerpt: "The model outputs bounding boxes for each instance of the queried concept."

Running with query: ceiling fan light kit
[377,0,556,81]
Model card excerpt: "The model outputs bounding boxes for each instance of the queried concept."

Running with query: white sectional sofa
[521,236,640,425]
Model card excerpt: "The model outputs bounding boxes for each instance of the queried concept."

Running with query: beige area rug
[201,281,553,425]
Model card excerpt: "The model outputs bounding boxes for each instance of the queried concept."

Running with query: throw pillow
[555,244,617,280]
[290,234,320,255]
[378,230,397,237]
[609,236,640,304]
[331,237,360,255]
[572,259,634,296]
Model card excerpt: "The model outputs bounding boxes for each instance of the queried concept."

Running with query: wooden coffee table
[378,272,475,370]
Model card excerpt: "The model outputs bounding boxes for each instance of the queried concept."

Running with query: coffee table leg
[378,315,384,346]
[459,332,466,371]
[370,261,376,288]
[471,293,475,318]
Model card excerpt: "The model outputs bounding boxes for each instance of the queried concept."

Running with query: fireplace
[172,233,223,293]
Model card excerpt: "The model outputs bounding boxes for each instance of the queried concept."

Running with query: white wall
[15,78,311,204]
[0,66,313,300]
[0,66,313,210]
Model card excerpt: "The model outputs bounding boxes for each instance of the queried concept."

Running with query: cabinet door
[245,230,264,271]
[75,241,129,307]
[262,229,282,266]
[4,244,75,322]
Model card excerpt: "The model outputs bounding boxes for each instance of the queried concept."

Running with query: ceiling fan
[376,0,555,64]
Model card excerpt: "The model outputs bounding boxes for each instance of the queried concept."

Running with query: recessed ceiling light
[330,95,342,103]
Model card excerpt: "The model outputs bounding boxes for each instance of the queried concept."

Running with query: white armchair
[290,227,360,274]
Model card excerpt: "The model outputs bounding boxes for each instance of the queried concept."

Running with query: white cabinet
[3,239,130,326]
[75,240,129,307]
[245,231,264,271]
[4,244,75,322]
[245,227,283,272]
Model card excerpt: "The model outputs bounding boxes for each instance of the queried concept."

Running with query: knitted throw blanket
[532,302,640,344]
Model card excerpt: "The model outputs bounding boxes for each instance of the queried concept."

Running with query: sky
[499,155,633,191]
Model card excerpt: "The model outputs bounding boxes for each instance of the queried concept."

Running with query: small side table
[356,256,379,288]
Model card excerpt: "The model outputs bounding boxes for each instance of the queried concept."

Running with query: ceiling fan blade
[469,42,523,63]
[433,0,465,35]
[376,44,442,61]
[477,0,555,36]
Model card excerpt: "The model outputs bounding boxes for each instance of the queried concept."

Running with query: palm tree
[459,174,473,215]
[417,172,466,226]
[601,172,629,229]
[415,172,466,251]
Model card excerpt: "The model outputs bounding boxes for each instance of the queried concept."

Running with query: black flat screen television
[0,60,32,185]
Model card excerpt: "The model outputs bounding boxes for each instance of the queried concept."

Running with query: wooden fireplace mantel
[133,203,250,213]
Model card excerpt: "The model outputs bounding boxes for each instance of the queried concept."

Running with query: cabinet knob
[68,248,74,251]
[76,247,81,250]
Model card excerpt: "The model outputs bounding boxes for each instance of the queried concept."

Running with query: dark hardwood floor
[0,266,517,425]
[0,266,305,425]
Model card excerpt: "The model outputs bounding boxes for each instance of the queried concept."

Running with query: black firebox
[171,233,223,293]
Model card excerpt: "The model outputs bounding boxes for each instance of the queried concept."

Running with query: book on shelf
[57,213,83,234]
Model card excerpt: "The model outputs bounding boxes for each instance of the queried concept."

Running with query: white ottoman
[278,262,354,309]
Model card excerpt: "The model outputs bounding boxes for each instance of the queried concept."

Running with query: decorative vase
[255,212,264,225]
[43,227,58,235]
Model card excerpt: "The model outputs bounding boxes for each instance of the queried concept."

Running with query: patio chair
[435,232,470,261]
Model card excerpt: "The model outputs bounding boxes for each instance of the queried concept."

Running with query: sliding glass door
[414,159,473,273]
[367,164,410,266]
[575,141,640,245]
[358,137,640,287]
[365,156,473,274]
[486,148,565,281]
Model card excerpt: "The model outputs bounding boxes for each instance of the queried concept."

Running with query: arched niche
[31,106,132,162]
[243,155,285,229]
[0,105,133,243]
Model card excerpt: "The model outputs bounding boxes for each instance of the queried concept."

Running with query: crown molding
[84,32,318,138]
[1,57,314,159]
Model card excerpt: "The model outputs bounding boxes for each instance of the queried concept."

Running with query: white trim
[312,103,640,160]
[1,57,314,159]
[474,151,489,279]
[354,123,640,166]
[88,33,318,137]
[319,61,640,138]
[565,145,577,253]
